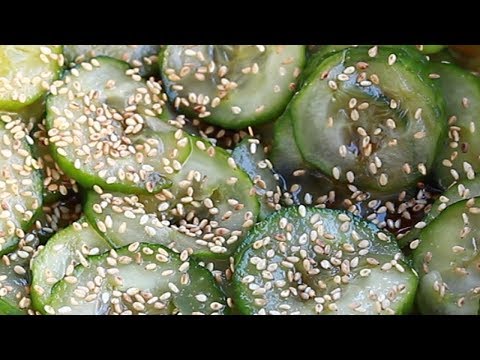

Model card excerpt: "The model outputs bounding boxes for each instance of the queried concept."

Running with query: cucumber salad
[1,44,479,315]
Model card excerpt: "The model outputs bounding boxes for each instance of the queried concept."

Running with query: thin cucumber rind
[412,199,480,314]
[64,45,162,78]
[30,219,111,313]
[0,299,24,315]
[291,46,446,195]
[46,55,192,195]
[429,61,480,190]
[232,136,278,220]
[0,45,63,111]
[47,243,226,315]
[233,206,417,315]
[161,45,306,130]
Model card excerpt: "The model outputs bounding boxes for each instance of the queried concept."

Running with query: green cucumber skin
[0,299,24,315]
[291,46,446,194]
[161,45,307,130]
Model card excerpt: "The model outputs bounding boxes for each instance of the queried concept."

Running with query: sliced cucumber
[84,135,259,259]
[161,45,306,129]
[46,243,226,315]
[30,218,111,313]
[412,199,480,314]
[31,120,78,204]
[232,136,279,220]
[233,206,418,315]
[400,178,480,248]
[64,45,162,78]
[291,46,446,195]
[0,230,41,315]
[429,62,480,190]
[46,56,192,194]
[0,46,63,111]
[301,45,429,88]
[0,115,43,255]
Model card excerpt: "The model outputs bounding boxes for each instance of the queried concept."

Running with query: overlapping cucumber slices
[233,206,418,315]
[31,219,226,315]
[161,45,306,129]
[84,135,259,259]
[411,179,480,314]
[286,46,445,196]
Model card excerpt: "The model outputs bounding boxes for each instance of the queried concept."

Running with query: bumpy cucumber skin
[0,46,63,112]
[45,56,174,195]
[161,45,307,130]
[233,206,417,315]
[291,46,446,194]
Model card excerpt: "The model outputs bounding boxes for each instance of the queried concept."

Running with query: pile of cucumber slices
[0,44,479,315]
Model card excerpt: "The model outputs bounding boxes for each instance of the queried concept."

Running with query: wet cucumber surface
[2,45,480,315]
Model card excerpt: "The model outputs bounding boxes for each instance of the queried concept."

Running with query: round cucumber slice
[46,56,192,194]
[233,206,418,315]
[291,46,446,195]
[161,45,306,129]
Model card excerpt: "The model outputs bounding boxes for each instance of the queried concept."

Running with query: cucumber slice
[31,120,79,204]
[46,56,192,194]
[64,45,162,78]
[232,136,279,220]
[233,206,418,315]
[429,62,480,190]
[291,46,446,195]
[412,199,480,314]
[301,45,429,88]
[46,243,226,315]
[0,46,63,111]
[161,45,306,129]
[0,230,41,315]
[400,178,480,248]
[0,115,43,255]
[84,135,259,259]
[30,218,111,313]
